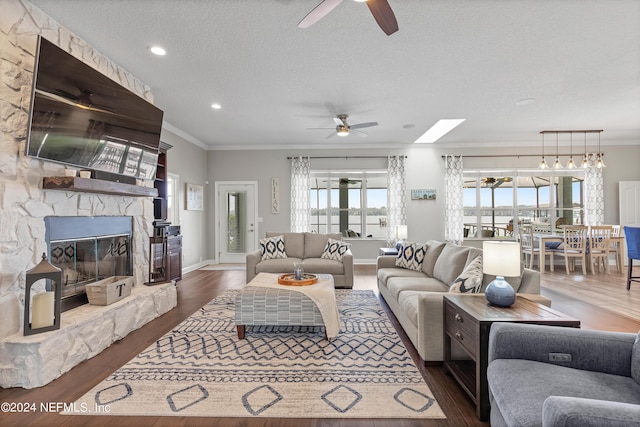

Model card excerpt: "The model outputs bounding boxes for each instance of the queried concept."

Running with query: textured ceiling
[29,0,640,150]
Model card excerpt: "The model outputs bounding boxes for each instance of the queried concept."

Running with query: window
[310,170,387,238]
[463,169,585,238]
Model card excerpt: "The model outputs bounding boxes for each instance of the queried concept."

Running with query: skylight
[414,119,465,143]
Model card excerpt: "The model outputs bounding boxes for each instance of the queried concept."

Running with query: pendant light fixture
[553,132,563,169]
[581,131,589,168]
[566,132,576,169]
[596,132,606,168]
[538,132,548,169]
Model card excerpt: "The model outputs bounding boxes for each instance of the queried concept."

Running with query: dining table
[535,232,624,274]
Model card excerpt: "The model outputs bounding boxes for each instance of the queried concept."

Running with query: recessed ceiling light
[515,98,535,106]
[149,46,166,56]
[211,103,222,110]
[414,119,465,143]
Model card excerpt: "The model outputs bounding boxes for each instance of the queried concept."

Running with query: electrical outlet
[549,353,572,362]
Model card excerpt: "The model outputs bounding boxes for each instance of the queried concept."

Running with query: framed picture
[185,183,204,211]
[271,177,280,214]
[411,189,436,200]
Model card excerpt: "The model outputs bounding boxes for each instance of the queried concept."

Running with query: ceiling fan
[298,0,399,36]
[307,114,379,139]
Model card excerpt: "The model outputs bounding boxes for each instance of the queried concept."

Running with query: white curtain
[387,155,407,245]
[444,155,464,245]
[290,156,311,232]
[584,153,604,226]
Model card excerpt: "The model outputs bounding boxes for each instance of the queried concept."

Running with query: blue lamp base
[485,276,516,307]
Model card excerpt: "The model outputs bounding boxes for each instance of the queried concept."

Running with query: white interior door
[216,182,258,263]
[619,181,640,266]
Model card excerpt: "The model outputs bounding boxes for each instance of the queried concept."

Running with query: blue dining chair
[623,226,640,290]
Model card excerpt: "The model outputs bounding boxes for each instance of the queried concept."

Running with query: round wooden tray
[278,273,318,286]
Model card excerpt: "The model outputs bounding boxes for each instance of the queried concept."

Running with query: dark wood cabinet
[167,235,182,282]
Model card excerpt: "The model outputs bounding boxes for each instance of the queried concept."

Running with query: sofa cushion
[302,258,345,276]
[632,332,640,384]
[304,233,343,258]
[255,258,302,275]
[321,238,351,261]
[488,359,640,427]
[449,256,483,293]
[259,235,287,260]
[266,232,304,258]
[395,242,427,271]
[422,240,446,277]
[387,276,448,300]
[433,244,472,285]
[377,267,426,287]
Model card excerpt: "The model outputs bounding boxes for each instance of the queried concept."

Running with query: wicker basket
[85,276,133,306]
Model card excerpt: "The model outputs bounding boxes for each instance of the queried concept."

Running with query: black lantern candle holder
[24,253,62,336]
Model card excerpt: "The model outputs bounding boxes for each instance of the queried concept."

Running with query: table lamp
[395,225,408,250]
[482,241,521,307]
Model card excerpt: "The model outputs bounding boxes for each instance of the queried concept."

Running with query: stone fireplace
[0,2,177,389]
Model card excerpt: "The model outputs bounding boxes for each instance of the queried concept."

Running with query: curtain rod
[441,154,580,159]
[287,155,407,160]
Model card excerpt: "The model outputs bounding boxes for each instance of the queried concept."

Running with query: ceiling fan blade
[326,132,337,139]
[366,0,399,36]
[351,129,368,137]
[333,117,344,126]
[298,0,344,29]
[306,127,334,130]
[350,121,378,130]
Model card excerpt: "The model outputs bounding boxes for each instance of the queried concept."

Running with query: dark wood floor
[1,265,638,427]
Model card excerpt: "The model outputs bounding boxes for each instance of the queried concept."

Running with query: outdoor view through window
[463,171,585,238]
[310,171,387,238]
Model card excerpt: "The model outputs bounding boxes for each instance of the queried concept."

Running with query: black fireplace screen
[50,234,131,299]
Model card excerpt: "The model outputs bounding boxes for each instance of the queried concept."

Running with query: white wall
[159,129,209,269]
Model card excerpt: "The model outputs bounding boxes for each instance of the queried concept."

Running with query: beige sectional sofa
[377,240,542,363]
[246,232,354,288]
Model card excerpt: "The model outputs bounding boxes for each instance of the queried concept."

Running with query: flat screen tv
[26,36,163,181]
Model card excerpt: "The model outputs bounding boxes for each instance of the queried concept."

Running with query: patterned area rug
[68,290,445,419]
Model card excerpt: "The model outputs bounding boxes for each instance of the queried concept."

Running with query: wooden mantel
[43,176,158,197]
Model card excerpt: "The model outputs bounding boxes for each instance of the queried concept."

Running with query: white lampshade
[482,241,521,277]
[395,225,408,240]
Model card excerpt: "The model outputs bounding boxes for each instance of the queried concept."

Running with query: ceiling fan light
[336,125,349,136]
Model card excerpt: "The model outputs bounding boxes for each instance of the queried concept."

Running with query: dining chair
[554,225,588,275]
[608,225,622,273]
[623,226,640,290]
[588,225,613,274]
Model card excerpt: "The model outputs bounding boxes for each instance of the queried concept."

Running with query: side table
[443,294,580,421]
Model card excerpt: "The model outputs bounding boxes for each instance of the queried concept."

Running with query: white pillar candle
[31,292,55,328]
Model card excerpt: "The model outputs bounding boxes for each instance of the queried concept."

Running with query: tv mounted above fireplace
[26,36,164,181]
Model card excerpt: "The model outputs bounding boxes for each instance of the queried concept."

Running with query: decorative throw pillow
[395,243,427,272]
[321,238,351,261]
[449,256,483,293]
[259,235,287,260]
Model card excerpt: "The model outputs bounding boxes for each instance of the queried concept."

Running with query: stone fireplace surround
[0,2,177,388]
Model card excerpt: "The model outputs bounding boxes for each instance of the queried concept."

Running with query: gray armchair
[487,323,640,427]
